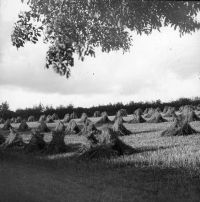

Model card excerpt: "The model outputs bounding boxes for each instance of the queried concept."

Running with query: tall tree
[11,0,200,78]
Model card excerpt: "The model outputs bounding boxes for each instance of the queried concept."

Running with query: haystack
[10,117,16,123]
[54,121,66,132]
[171,111,179,121]
[182,105,192,112]
[38,115,46,122]
[15,116,22,123]
[113,110,126,123]
[184,105,194,111]
[143,108,155,118]
[45,131,66,154]
[37,121,50,132]
[46,115,54,123]
[147,112,167,123]
[155,107,161,113]
[182,110,200,122]
[24,132,46,152]
[179,106,184,113]
[0,128,24,149]
[134,108,143,116]
[162,106,169,114]
[118,109,128,117]
[93,111,101,117]
[115,110,124,117]
[63,113,71,123]
[95,112,113,127]
[65,120,81,135]
[51,113,59,120]
[129,114,146,123]
[80,126,135,159]
[78,113,91,124]
[2,119,12,130]
[70,112,78,119]
[143,108,148,115]
[18,120,30,132]
[28,115,35,122]
[161,116,197,137]
[164,107,175,117]
[80,120,100,136]
[112,117,132,136]
[0,118,5,124]
[179,105,194,114]
[196,110,200,116]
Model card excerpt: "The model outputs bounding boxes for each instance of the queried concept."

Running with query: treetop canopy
[11,0,200,78]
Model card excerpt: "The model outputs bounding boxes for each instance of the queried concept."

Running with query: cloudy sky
[0,0,200,111]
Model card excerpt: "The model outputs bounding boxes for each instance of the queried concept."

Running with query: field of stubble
[1,115,200,202]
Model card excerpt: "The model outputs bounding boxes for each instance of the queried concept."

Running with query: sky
[0,0,200,111]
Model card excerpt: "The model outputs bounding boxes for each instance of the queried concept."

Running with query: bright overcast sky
[0,0,200,111]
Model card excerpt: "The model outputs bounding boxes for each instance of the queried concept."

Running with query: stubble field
[1,115,200,202]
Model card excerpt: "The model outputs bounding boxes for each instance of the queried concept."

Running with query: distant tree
[56,105,65,110]
[44,105,54,111]
[0,101,9,111]
[33,103,45,112]
[0,101,10,119]
[11,1,200,78]
[194,96,200,101]
[67,104,74,110]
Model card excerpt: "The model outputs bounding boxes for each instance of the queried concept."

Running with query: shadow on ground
[1,149,200,202]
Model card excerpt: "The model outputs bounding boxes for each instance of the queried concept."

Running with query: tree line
[0,97,200,120]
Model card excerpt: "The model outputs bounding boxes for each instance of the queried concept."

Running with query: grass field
[1,115,200,202]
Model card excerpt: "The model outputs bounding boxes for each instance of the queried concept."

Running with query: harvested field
[1,115,200,202]
[1,1,200,201]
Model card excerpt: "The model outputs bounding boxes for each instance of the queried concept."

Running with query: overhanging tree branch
[13,1,200,78]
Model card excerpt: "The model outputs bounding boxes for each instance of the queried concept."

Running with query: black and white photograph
[0,1,200,201]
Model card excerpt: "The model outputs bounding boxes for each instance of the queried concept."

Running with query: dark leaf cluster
[11,0,200,77]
